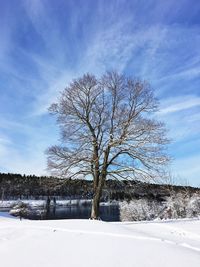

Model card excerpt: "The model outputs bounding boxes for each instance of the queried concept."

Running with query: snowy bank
[0,217,200,267]
[0,199,118,209]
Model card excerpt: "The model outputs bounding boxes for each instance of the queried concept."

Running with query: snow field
[0,217,200,267]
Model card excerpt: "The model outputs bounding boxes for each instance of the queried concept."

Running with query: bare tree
[47,71,170,219]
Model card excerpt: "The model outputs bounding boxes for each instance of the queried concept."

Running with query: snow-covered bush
[9,201,30,217]
[119,192,200,221]
[165,192,200,219]
[119,199,163,221]
[186,194,200,217]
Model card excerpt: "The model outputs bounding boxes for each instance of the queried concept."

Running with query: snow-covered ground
[0,216,200,267]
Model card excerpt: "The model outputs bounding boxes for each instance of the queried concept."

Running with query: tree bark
[90,192,101,219]
[90,174,106,219]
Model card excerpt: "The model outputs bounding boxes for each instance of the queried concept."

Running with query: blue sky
[0,0,200,186]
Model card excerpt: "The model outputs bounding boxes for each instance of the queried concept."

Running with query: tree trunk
[90,190,101,219]
[90,173,107,219]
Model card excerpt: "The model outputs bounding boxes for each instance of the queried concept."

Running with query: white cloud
[159,95,200,115]
[157,66,200,84]
[155,95,200,146]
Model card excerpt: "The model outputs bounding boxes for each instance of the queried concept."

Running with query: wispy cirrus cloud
[156,95,200,144]
[159,95,200,115]
[28,23,200,117]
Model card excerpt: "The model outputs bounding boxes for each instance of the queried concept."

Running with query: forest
[0,172,199,201]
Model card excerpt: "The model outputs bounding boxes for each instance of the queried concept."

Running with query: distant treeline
[0,172,199,201]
